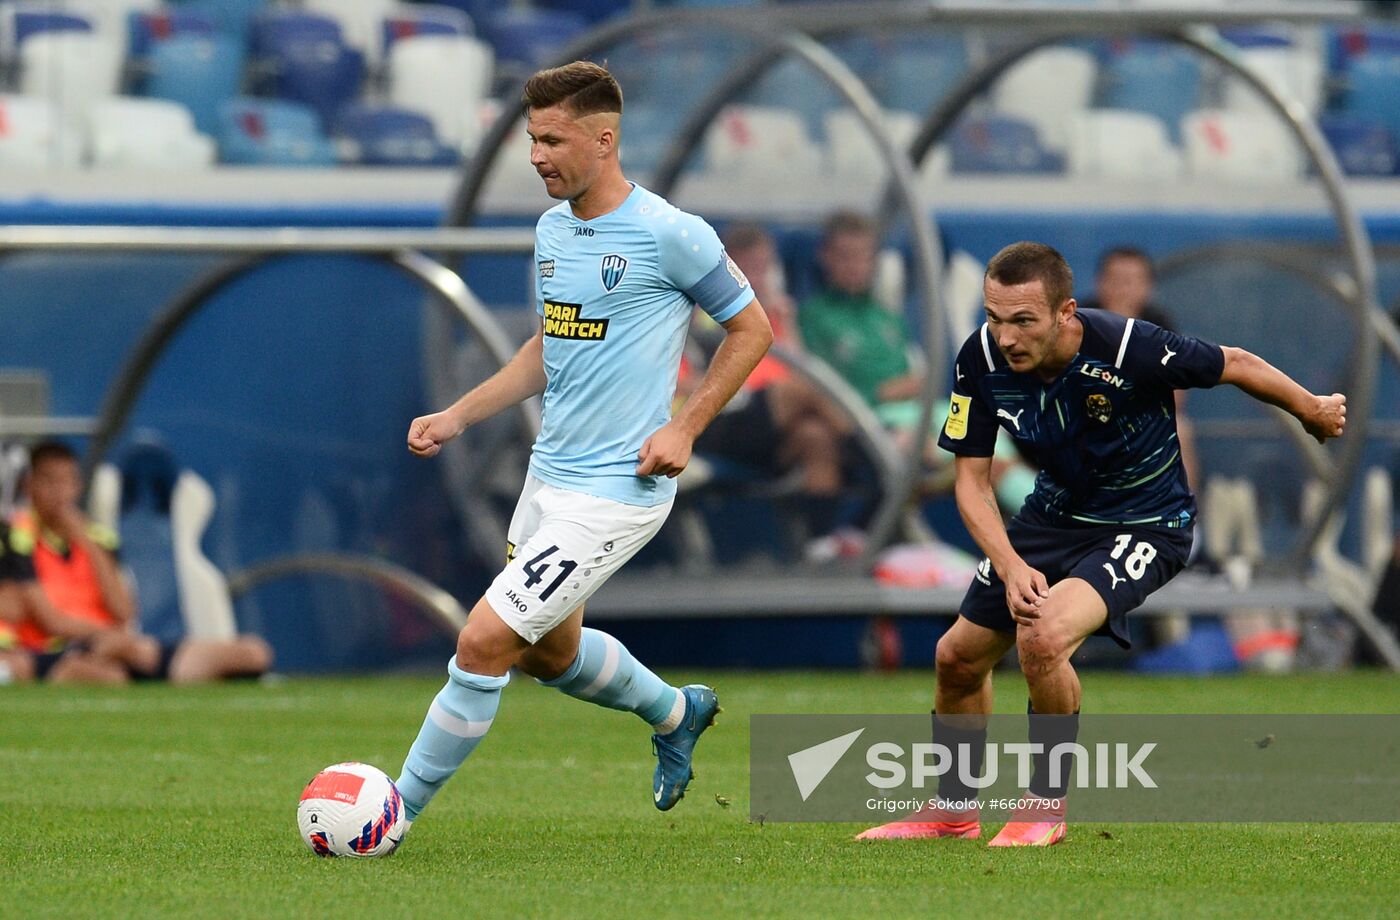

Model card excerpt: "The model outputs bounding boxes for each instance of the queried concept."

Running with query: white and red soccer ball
[297,762,406,857]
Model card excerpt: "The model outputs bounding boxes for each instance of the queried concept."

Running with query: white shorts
[484,475,673,643]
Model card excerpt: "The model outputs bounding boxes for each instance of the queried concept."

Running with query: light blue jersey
[528,183,754,506]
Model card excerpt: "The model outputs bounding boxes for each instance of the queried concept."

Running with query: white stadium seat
[1224,45,1325,117]
[823,108,920,180]
[1066,109,1182,179]
[991,46,1097,153]
[703,104,823,178]
[19,30,122,128]
[303,0,397,67]
[88,97,215,168]
[0,92,82,166]
[387,33,493,150]
[1182,109,1303,181]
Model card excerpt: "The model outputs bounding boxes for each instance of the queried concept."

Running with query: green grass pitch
[5,670,1398,919]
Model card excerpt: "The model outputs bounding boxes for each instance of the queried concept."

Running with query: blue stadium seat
[218,97,338,165]
[653,0,762,7]
[1099,42,1200,142]
[483,7,588,72]
[274,42,366,127]
[146,36,243,135]
[1327,24,1400,77]
[949,114,1063,174]
[1319,114,1399,177]
[336,103,459,166]
[1218,26,1294,50]
[8,6,92,49]
[251,10,343,57]
[873,34,969,116]
[381,4,473,57]
[427,0,511,25]
[1343,53,1400,151]
[127,9,217,61]
[177,0,266,46]
[534,0,634,25]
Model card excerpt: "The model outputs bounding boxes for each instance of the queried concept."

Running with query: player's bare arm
[407,325,548,458]
[637,300,773,478]
[953,454,1050,624]
[22,581,111,641]
[1217,345,1346,444]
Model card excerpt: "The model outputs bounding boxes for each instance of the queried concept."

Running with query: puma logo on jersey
[996,408,1025,431]
[1161,347,1176,365]
[544,300,609,340]
[1102,563,1125,590]
[1079,363,1127,388]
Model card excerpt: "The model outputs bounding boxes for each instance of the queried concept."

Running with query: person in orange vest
[12,441,271,684]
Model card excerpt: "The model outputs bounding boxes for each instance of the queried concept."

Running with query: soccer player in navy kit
[859,242,1345,847]
[390,61,772,843]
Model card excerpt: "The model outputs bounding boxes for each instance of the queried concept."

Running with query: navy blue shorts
[959,516,1194,648]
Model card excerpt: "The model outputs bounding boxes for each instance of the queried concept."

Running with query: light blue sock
[540,628,681,729]
[396,657,509,821]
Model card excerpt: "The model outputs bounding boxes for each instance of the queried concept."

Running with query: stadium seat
[88,96,215,169]
[823,108,920,180]
[0,3,92,60]
[0,93,82,167]
[1098,42,1201,143]
[745,55,845,139]
[429,0,511,25]
[1318,114,1398,177]
[386,34,493,150]
[534,0,633,25]
[177,0,265,46]
[95,449,239,643]
[260,31,367,129]
[126,8,217,61]
[145,35,243,136]
[949,114,1062,174]
[1182,109,1303,181]
[874,34,969,116]
[483,6,588,73]
[380,3,473,58]
[991,46,1096,152]
[303,0,398,67]
[1223,43,1324,117]
[1342,53,1400,152]
[251,9,343,57]
[1065,109,1181,180]
[702,105,823,179]
[336,103,459,166]
[218,97,338,166]
[19,31,122,128]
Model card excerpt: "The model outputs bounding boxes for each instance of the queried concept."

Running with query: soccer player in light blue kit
[392,61,772,841]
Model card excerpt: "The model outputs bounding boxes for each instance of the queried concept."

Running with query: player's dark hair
[721,222,773,254]
[986,241,1075,311]
[821,211,877,245]
[1096,245,1155,281]
[28,439,78,471]
[523,60,623,117]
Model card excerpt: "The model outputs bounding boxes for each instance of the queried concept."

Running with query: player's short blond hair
[523,61,623,117]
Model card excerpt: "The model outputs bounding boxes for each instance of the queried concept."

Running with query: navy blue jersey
[939,308,1224,527]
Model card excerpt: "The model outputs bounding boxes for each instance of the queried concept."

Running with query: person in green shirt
[799,211,1035,509]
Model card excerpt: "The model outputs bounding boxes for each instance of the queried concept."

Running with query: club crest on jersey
[1086,393,1113,423]
[600,253,628,292]
[544,300,609,340]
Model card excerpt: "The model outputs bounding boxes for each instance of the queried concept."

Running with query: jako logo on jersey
[1079,363,1127,388]
[538,259,554,278]
[544,300,609,340]
[574,226,595,237]
[600,253,628,292]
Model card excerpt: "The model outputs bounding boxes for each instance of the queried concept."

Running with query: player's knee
[454,625,516,676]
[934,635,990,689]
[516,644,576,681]
[1015,625,1071,677]
[243,635,274,673]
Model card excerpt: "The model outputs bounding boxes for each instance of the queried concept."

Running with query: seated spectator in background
[682,223,853,540]
[9,441,272,684]
[798,211,1034,510]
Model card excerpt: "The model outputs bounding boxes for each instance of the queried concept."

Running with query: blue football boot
[651,685,719,811]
